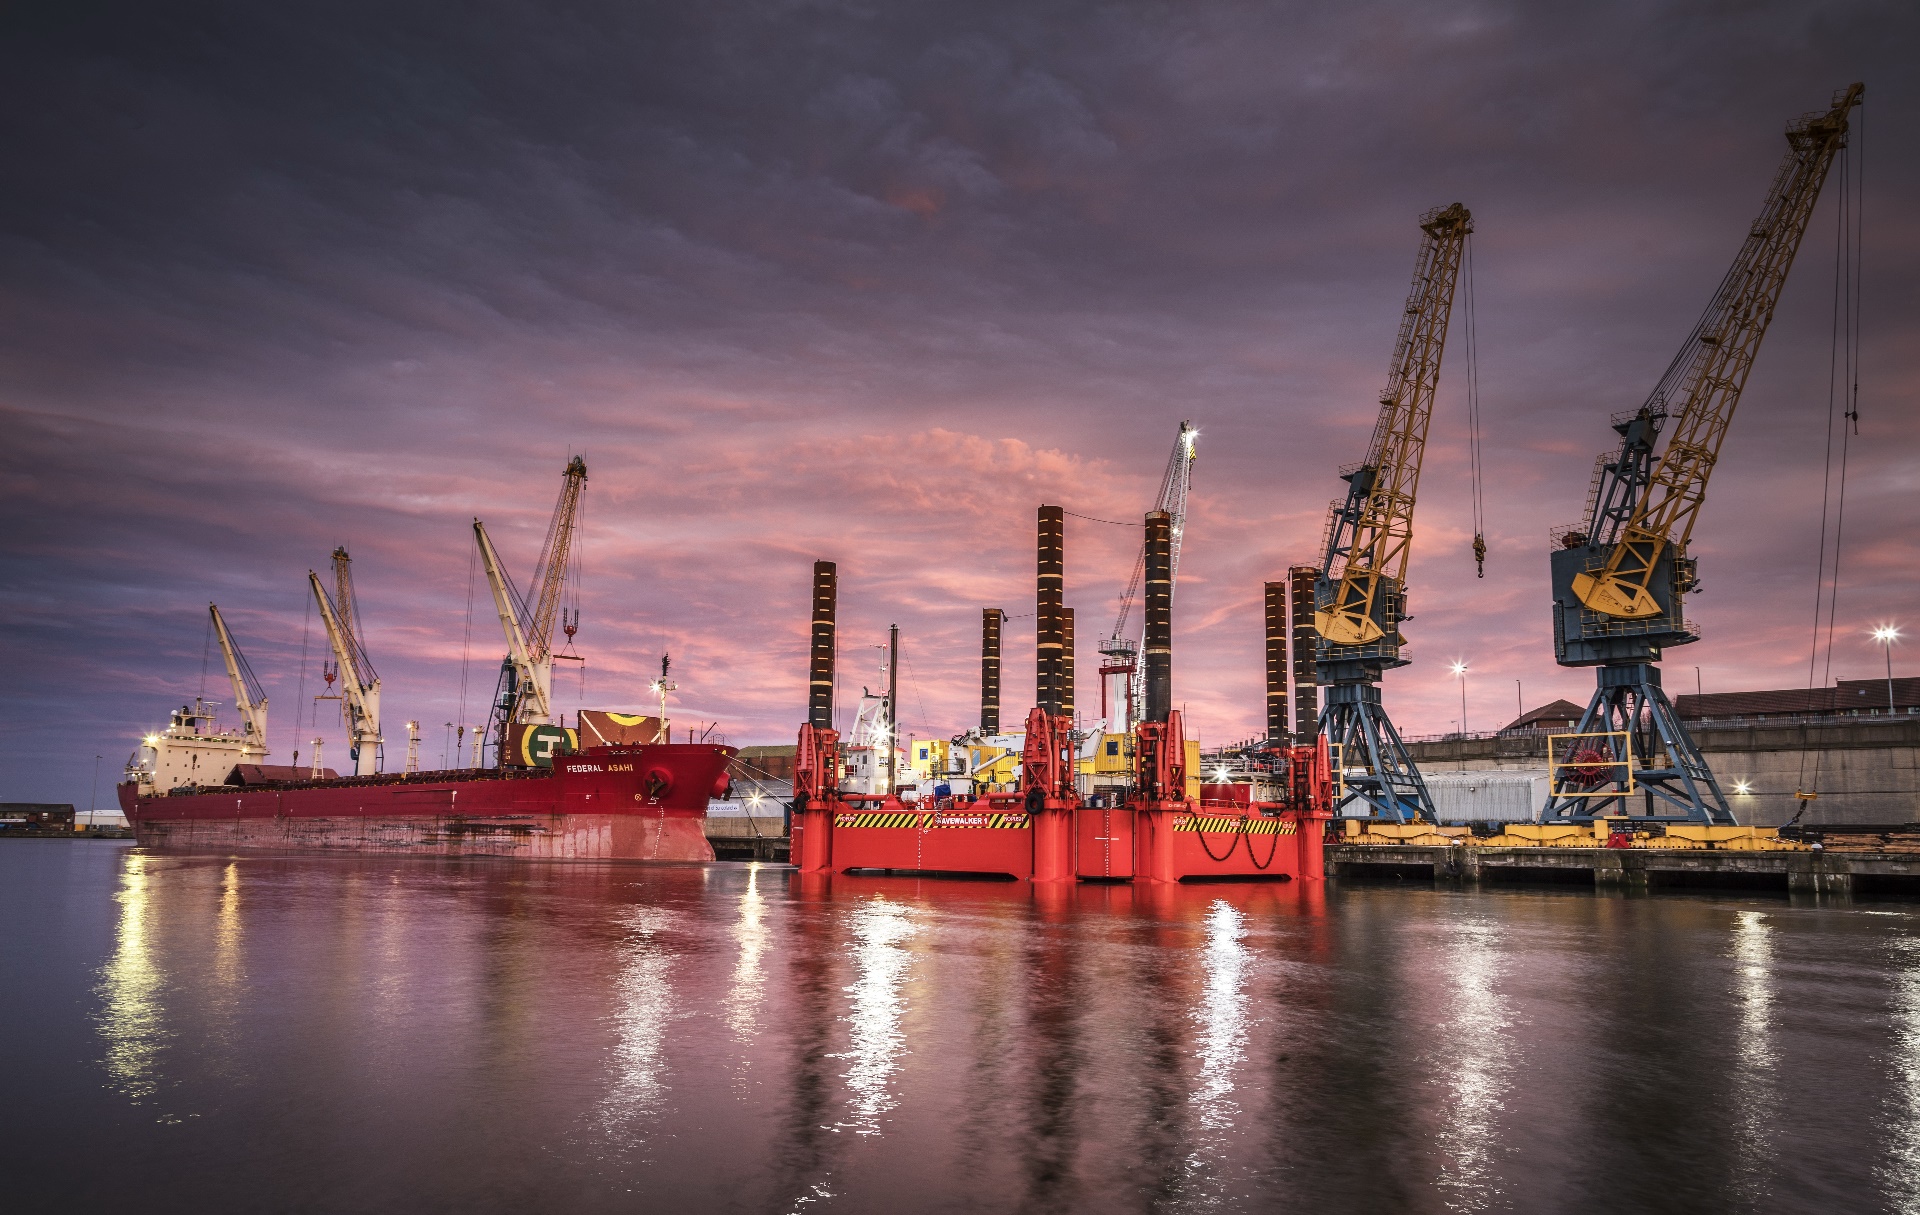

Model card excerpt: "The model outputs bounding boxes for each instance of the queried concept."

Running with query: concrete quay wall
[1405,718,1920,825]
[1327,842,1919,896]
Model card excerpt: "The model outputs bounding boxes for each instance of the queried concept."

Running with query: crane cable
[293,591,312,767]
[1061,509,1140,528]
[1794,111,1864,810]
[458,542,476,763]
[1465,233,1488,577]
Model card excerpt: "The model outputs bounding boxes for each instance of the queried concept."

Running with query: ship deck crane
[1542,84,1862,826]
[476,456,588,759]
[310,547,382,776]
[1099,421,1197,730]
[209,603,269,755]
[1313,203,1473,822]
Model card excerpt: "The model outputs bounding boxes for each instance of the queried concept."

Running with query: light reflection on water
[1179,899,1252,1209]
[50,851,1920,1214]
[726,864,768,1048]
[1434,919,1514,1213]
[213,861,242,989]
[599,906,679,1132]
[833,896,918,1135]
[1883,936,1920,1213]
[1730,910,1777,1203]
[97,853,164,1103]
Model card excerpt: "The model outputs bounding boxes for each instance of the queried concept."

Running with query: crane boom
[1571,84,1862,621]
[1109,422,1198,641]
[474,517,551,724]
[528,456,587,661]
[209,603,268,751]
[310,564,382,775]
[1315,202,1472,649]
[327,547,378,682]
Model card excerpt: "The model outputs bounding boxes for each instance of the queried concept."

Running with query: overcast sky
[2,0,1914,805]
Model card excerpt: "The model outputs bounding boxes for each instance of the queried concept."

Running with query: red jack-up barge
[791,507,1333,883]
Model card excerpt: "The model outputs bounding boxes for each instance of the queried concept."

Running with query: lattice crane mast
[1543,84,1862,826]
[476,456,588,746]
[1313,203,1472,822]
[310,547,382,776]
[1099,421,1197,730]
[209,603,269,754]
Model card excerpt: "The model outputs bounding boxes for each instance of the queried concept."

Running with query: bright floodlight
[1874,625,1901,645]
[1450,661,1468,677]
[1733,780,1753,795]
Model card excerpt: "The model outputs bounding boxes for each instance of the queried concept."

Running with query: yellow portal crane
[1543,84,1862,827]
[1311,203,1472,821]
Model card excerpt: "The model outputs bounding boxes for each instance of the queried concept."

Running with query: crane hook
[1472,533,1487,579]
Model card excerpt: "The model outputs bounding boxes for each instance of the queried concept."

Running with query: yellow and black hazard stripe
[833,811,925,829]
[1175,815,1296,836]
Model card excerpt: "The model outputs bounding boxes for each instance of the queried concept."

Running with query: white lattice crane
[476,457,588,737]
[310,547,382,776]
[1098,421,1197,730]
[209,603,269,755]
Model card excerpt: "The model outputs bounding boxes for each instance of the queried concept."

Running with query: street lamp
[1450,662,1469,735]
[1873,625,1901,715]
[89,754,103,829]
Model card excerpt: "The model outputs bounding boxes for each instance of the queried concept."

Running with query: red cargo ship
[119,742,735,863]
[122,461,739,864]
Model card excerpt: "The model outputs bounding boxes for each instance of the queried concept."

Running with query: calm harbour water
[9,841,1920,1213]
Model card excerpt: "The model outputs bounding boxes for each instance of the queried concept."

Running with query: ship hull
[118,744,734,864]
